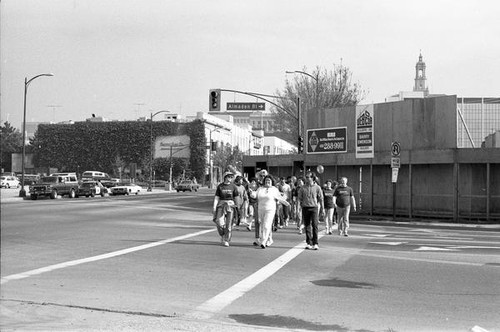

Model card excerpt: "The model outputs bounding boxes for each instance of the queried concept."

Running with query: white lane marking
[332,248,484,266]
[449,246,500,250]
[471,325,490,332]
[187,237,323,320]
[415,246,457,251]
[366,234,390,238]
[370,242,407,246]
[1,229,215,285]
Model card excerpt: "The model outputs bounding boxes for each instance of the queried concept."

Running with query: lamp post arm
[26,73,54,87]
[286,70,318,82]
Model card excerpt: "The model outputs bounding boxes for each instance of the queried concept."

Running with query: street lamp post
[148,110,170,191]
[286,70,319,154]
[19,73,54,197]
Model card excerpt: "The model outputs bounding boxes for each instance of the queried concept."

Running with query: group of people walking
[212,169,356,249]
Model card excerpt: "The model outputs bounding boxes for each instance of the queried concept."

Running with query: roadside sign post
[391,142,401,220]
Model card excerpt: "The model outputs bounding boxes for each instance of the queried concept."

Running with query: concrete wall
[243,95,499,222]
[306,95,458,153]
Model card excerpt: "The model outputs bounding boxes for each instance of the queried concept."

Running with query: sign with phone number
[306,127,347,154]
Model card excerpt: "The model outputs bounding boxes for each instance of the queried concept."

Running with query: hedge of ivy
[30,119,207,181]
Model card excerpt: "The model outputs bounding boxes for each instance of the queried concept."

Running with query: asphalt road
[1,188,499,332]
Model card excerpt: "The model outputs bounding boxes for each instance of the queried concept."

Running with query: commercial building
[243,95,500,222]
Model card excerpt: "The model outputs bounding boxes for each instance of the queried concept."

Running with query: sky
[1,0,499,129]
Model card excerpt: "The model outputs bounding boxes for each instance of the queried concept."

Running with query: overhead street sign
[227,102,265,111]
[306,127,347,154]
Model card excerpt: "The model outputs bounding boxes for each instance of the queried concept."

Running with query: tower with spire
[413,52,429,96]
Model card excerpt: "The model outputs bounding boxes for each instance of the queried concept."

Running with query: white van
[82,171,111,181]
[50,172,77,178]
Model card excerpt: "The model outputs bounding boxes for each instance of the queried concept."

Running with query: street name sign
[306,127,347,154]
[227,102,265,111]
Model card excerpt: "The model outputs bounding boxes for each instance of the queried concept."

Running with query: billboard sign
[356,104,374,158]
[306,127,347,154]
[155,135,190,159]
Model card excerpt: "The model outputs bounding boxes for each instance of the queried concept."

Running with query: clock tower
[413,52,429,96]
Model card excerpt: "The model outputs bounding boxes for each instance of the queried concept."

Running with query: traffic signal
[209,89,221,112]
[298,136,304,153]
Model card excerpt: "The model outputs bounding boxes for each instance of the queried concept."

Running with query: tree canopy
[273,64,366,143]
[1,122,23,172]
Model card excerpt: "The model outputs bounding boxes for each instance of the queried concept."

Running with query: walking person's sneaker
[261,244,266,249]
[305,244,313,250]
[253,241,259,246]
[313,244,319,250]
[246,224,252,231]
[343,233,348,237]
[224,241,230,247]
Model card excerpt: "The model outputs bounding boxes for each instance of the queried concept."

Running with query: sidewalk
[350,214,500,231]
[0,186,172,203]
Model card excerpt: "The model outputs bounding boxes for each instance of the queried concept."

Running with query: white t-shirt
[256,186,281,211]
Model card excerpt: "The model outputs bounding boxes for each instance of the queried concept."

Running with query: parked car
[23,174,40,185]
[1,176,20,188]
[77,181,106,198]
[175,180,200,192]
[30,174,79,200]
[109,183,142,195]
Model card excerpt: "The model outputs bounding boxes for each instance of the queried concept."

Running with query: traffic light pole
[218,89,301,153]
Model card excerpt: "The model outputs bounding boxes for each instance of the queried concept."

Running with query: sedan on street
[175,180,200,192]
[109,183,142,195]
[1,176,20,188]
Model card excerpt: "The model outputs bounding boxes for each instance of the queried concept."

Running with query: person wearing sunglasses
[297,171,324,250]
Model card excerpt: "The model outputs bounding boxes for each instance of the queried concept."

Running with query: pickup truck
[30,175,79,200]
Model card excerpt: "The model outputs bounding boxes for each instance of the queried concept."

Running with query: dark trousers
[302,206,319,245]
[251,203,260,239]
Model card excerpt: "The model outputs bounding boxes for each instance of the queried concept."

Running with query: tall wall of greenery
[30,119,207,181]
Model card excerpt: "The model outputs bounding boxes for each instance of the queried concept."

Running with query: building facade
[457,97,500,148]
[243,95,500,222]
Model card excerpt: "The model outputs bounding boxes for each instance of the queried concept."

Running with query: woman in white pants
[256,175,290,249]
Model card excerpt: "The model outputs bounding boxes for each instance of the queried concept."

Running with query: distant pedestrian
[298,172,324,250]
[333,177,356,237]
[246,177,259,235]
[322,179,336,234]
[233,175,248,227]
[293,177,305,234]
[212,171,238,247]
[277,177,292,227]
[256,175,290,249]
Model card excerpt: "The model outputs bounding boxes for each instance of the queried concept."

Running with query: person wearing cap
[213,171,239,247]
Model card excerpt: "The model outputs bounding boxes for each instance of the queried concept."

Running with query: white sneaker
[305,244,313,250]
[223,241,229,247]
[313,244,319,250]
